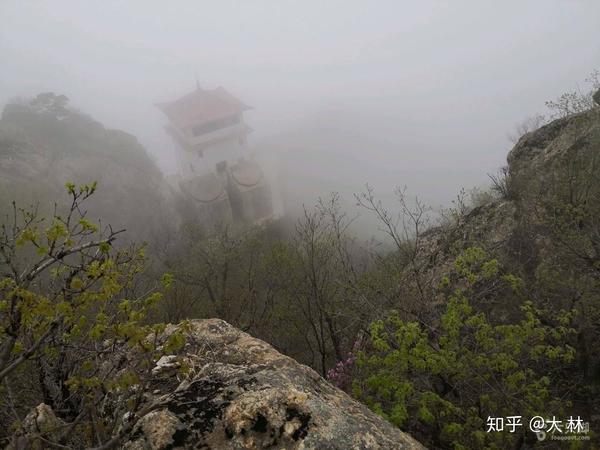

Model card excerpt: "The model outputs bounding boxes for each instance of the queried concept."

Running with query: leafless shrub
[469,186,496,208]
[545,69,600,119]
[488,166,511,199]
[507,114,547,144]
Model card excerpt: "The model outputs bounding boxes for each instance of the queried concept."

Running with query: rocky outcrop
[120,319,424,449]
[8,319,424,450]
[419,105,600,297]
[507,107,600,197]
[13,319,424,450]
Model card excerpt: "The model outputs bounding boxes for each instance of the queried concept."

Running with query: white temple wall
[178,138,247,178]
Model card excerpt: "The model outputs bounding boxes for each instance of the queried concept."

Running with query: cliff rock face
[423,106,600,265]
[410,106,600,331]
[507,108,600,193]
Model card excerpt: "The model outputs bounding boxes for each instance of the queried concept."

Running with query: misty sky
[1,1,599,216]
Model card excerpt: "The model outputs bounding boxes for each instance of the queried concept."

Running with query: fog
[1,1,599,222]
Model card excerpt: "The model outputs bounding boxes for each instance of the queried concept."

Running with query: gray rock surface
[419,106,600,296]
[8,319,425,449]
[118,319,424,450]
[507,107,600,191]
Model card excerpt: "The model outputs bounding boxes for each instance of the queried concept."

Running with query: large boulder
[121,319,424,449]
[507,107,600,196]
[9,319,424,449]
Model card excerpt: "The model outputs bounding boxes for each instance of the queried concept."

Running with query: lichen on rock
[118,319,425,449]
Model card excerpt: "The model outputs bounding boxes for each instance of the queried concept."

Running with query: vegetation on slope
[1,77,599,448]
[0,93,170,241]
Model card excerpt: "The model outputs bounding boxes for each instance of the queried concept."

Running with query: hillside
[1,93,599,449]
[413,104,600,436]
[0,93,170,240]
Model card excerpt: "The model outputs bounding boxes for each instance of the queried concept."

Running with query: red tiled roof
[156,87,250,129]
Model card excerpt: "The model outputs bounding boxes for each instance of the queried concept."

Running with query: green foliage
[353,248,577,449]
[0,184,178,448]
